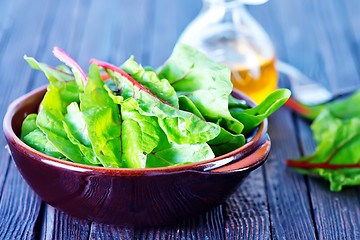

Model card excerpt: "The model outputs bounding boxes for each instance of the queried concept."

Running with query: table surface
[1,0,360,239]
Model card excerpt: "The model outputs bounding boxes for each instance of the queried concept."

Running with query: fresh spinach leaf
[92,60,221,145]
[231,89,291,136]
[21,114,64,159]
[157,43,244,134]
[287,102,360,191]
[121,56,179,108]
[208,127,245,157]
[80,64,122,168]
[146,139,214,168]
[63,102,100,165]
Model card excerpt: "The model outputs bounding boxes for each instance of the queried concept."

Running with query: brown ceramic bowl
[3,85,270,227]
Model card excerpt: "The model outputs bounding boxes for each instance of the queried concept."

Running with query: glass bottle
[178,0,276,103]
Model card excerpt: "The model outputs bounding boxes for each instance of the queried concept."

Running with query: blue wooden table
[0,0,359,239]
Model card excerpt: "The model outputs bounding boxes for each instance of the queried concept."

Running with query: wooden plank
[297,117,360,240]
[89,223,134,240]
[40,206,91,240]
[175,0,202,37]
[269,0,330,91]
[0,0,57,238]
[247,1,288,61]
[308,0,360,93]
[109,0,153,65]
[148,0,179,68]
[247,2,317,238]
[28,0,91,89]
[342,1,360,78]
[0,0,23,206]
[264,109,316,239]
[224,168,270,240]
[0,163,43,239]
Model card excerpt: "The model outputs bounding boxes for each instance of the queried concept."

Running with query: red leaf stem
[90,58,173,107]
[284,97,312,117]
[286,160,360,169]
[53,47,87,85]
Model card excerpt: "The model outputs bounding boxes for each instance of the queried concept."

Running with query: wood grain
[224,168,270,240]
[264,109,316,239]
[0,0,54,238]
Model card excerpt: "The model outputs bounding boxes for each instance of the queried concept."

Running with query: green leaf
[21,114,64,159]
[208,127,245,157]
[63,102,100,165]
[36,82,100,164]
[146,141,214,168]
[228,94,249,109]
[103,69,220,145]
[326,90,360,119]
[287,104,360,191]
[21,113,38,140]
[157,43,244,134]
[119,98,163,168]
[178,95,205,120]
[24,56,75,84]
[231,89,291,136]
[121,56,179,108]
[80,64,122,168]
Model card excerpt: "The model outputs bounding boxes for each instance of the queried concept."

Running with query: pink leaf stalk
[53,47,87,85]
[90,58,173,107]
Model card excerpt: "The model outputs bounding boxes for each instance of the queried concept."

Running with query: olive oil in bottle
[179,0,277,104]
[230,56,277,103]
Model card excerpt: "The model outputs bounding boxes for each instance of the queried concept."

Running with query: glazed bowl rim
[3,85,268,175]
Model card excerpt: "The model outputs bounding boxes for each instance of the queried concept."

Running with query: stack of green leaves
[287,91,360,191]
[21,43,290,168]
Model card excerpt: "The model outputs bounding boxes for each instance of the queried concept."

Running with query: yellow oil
[229,56,277,104]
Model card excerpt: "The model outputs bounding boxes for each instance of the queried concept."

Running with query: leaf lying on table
[287,91,360,191]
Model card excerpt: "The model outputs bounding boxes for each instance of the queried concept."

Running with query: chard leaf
[146,140,214,168]
[121,56,179,108]
[24,56,75,85]
[21,113,38,139]
[25,56,102,165]
[36,83,98,164]
[231,89,291,136]
[119,98,163,168]
[53,47,87,91]
[80,64,122,168]
[63,102,100,165]
[287,108,360,191]
[21,114,64,159]
[326,90,360,119]
[91,59,220,145]
[228,94,249,109]
[208,127,245,157]
[178,95,205,120]
[157,43,243,134]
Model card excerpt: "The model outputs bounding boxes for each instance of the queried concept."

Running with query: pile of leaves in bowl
[21,43,290,168]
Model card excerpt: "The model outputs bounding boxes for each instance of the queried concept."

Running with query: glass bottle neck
[203,0,244,9]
